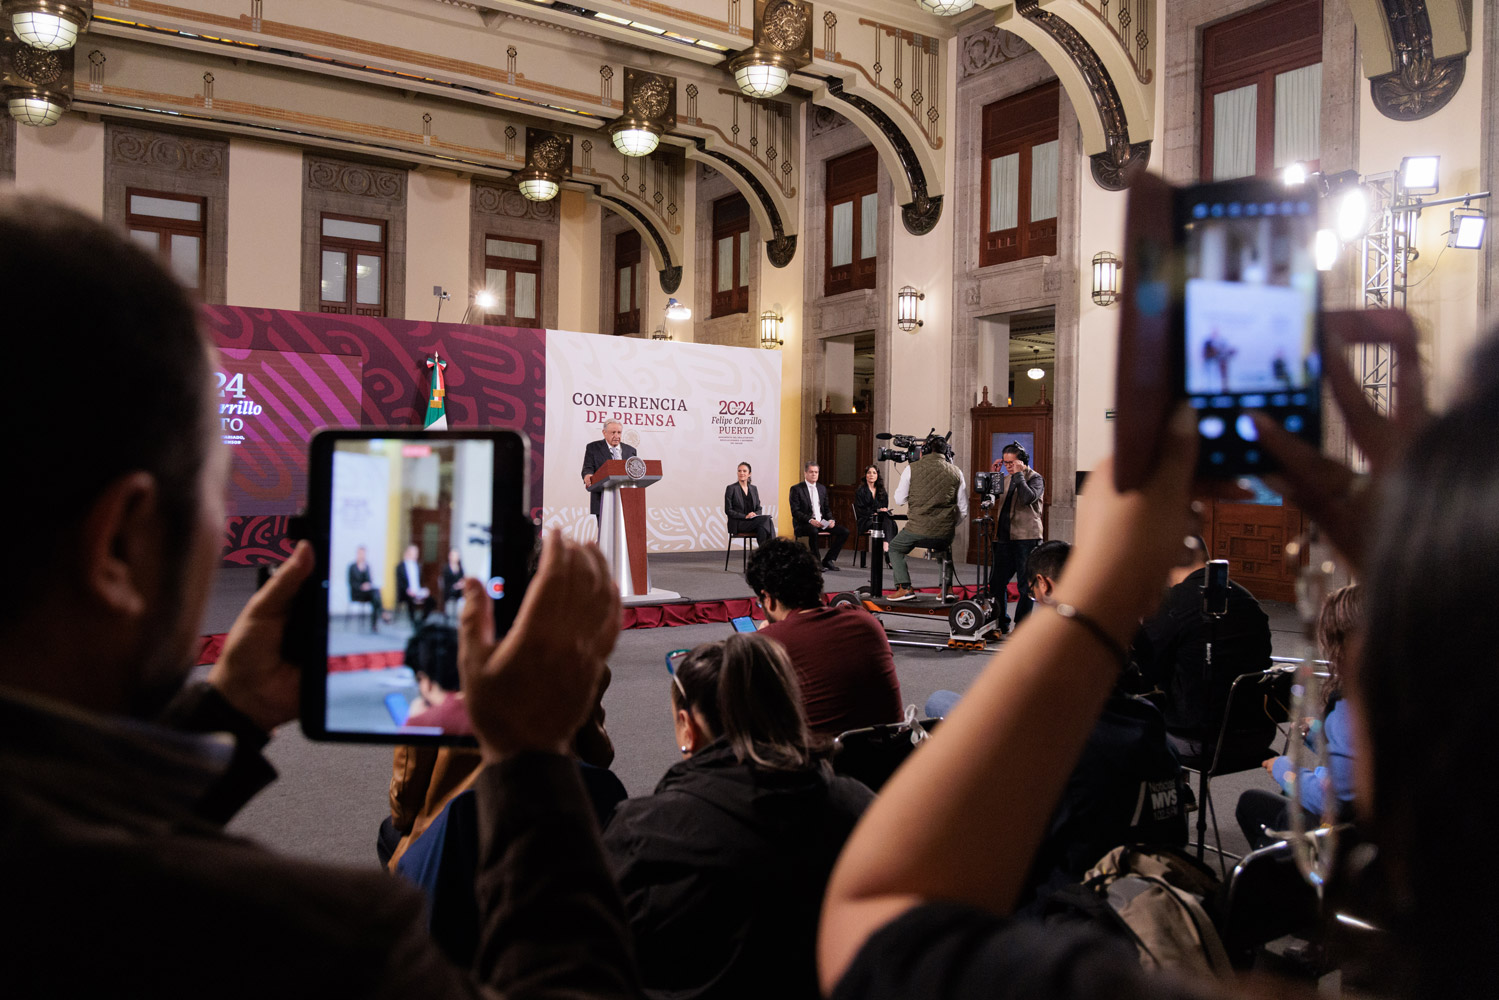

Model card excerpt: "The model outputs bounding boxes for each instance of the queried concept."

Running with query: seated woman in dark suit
[725,462,776,546]
[853,464,897,567]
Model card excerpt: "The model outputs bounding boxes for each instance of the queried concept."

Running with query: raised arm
[818,409,1197,993]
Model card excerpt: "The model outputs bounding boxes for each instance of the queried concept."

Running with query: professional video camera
[876,428,951,464]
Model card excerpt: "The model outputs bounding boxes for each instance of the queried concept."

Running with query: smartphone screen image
[297,429,530,745]
[1179,183,1322,476]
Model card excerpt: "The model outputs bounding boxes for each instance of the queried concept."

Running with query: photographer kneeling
[886,433,968,602]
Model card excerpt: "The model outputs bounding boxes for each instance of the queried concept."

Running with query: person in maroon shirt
[746,538,903,737]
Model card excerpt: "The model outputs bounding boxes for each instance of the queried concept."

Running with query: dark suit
[581,439,639,518]
[724,482,776,546]
[788,480,849,564]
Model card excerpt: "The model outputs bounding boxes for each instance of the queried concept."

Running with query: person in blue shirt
[1236,584,1362,850]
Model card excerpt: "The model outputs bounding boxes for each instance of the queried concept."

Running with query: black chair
[832,715,942,792]
[1180,667,1294,874]
[724,530,757,571]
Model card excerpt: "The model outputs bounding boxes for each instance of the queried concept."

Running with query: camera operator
[986,444,1045,633]
[886,433,967,602]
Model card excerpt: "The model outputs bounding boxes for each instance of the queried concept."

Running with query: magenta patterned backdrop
[202,306,547,565]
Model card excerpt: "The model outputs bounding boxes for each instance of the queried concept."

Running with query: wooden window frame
[126,187,207,291]
[482,235,544,327]
[614,229,641,335]
[824,146,878,296]
[979,81,1060,267]
[711,194,751,317]
[319,212,387,317]
[1200,0,1323,181]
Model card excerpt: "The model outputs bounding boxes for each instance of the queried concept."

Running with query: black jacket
[603,740,874,1000]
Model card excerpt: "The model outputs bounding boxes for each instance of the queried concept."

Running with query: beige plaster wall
[226,139,302,310]
[403,168,470,322]
[11,116,105,217]
[557,189,600,332]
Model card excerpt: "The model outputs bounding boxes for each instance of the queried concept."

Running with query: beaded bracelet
[1050,602,1130,670]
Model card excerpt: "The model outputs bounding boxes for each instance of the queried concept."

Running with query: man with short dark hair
[0,196,635,997]
[988,443,1044,632]
[788,462,849,571]
[1132,534,1274,765]
[746,538,901,736]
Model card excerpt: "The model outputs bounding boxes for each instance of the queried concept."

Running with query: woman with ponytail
[603,632,873,1000]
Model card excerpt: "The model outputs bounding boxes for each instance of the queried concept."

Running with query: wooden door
[967,400,1053,564]
[814,410,873,552]
[1197,496,1306,604]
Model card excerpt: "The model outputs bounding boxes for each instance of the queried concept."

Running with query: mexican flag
[424,353,448,430]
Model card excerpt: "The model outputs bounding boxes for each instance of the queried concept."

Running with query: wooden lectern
[588,458,674,601]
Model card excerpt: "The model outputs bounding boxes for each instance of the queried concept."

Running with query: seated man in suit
[787,462,848,572]
[396,544,431,625]
[347,545,385,631]
[581,419,638,522]
[724,461,776,546]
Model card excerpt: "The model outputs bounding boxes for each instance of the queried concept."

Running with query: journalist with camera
[980,443,1045,633]
[885,431,968,602]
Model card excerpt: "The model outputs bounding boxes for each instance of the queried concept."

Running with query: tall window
[980,81,1060,266]
[1201,0,1323,181]
[614,229,641,335]
[319,214,386,316]
[825,146,878,296]
[712,194,752,317]
[483,236,543,327]
[127,189,206,291]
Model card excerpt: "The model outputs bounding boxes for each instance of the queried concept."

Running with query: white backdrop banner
[542,329,782,551]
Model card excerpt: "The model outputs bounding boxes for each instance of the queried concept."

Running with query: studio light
[1449,205,1487,250]
[1336,187,1370,243]
[896,286,924,331]
[6,92,67,126]
[7,2,92,52]
[1315,228,1340,271]
[759,310,783,349]
[1282,162,1308,188]
[916,0,975,14]
[609,121,660,157]
[665,297,691,321]
[1400,155,1440,196]
[729,49,792,98]
[1091,251,1121,306]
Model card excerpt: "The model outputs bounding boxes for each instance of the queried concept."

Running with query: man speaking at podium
[582,419,637,520]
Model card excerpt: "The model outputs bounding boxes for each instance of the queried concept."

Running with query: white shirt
[804,479,822,522]
[893,462,969,517]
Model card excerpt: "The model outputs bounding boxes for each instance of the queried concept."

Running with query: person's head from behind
[405,622,460,706]
[1026,540,1071,602]
[1356,338,1499,995]
[669,633,812,769]
[0,196,218,718]
[602,419,623,447]
[745,537,823,619]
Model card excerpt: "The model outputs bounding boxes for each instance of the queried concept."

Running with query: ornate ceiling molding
[1349,0,1471,121]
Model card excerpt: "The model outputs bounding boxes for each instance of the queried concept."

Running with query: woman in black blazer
[853,465,897,566]
[725,462,777,546]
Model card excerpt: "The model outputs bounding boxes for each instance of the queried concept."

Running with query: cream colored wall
[402,168,470,322]
[557,190,601,332]
[10,116,105,217]
[225,139,303,310]
[1356,2,1487,408]
[768,107,809,537]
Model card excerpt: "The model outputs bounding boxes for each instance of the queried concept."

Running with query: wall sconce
[517,127,571,202]
[609,67,675,157]
[728,0,810,99]
[896,286,923,331]
[664,297,691,321]
[651,326,670,341]
[1091,251,1121,306]
[7,2,92,52]
[2,32,74,126]
[759,310,783,349]
[1449,204,1487,249]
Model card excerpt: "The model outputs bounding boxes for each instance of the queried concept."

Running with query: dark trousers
[796,524,849,563]
[728,515,777,547]
[991,538,1041,626]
